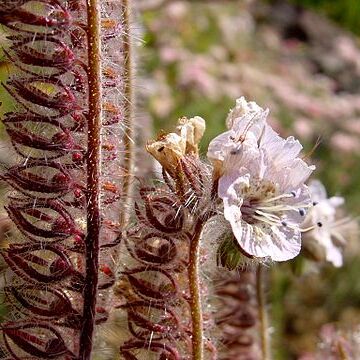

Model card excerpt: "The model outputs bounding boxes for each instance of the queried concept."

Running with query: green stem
[257,265,270,360]
[188,220,204,360]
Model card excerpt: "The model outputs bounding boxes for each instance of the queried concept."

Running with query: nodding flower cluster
[0,0,132,359]
[117,116,217,359]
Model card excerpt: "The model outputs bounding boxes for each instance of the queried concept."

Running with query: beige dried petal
[146,132,186,177]
[177,116,206,154]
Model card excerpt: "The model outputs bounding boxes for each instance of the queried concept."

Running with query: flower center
[240,180,309,229]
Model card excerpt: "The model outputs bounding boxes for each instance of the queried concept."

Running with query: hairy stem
[119,0,134,227]
[79,0,102,358]
[257,265,270,360]
[188,220,205,360]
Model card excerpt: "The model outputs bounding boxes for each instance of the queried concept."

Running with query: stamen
[230,146,241,155]
[300,225,318,232]
[252,215,279,226]
[332,216,354,228]
[261,193,295,203]
[257,203,312,212]
[255,209,280,221]
[235,112,259,143]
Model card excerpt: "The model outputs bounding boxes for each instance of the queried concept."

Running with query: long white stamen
[300,224,320,232]
[255,209,280,221]
[261,193,295,203]
[331,216,354,228]
[252,215,278,226]
[257,203,312,212]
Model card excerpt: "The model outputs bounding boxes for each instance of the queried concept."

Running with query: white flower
[207,97,268,177]
[207,97,315,262]
[302,180,354,267]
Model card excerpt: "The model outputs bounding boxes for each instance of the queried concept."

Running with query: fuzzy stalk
[257,265,270,360]
[118,0,134,228]
[0,0,135,358]
[79,0,102,358]
[188,219,205,360]
[120,0,135,227]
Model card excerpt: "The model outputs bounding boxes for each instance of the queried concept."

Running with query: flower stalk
[0,0,135,358]
[188,219,205,360]
[256,265,270,360]
[119,0,134,227]
[80,0,102,357]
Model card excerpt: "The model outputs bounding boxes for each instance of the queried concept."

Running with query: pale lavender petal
[308,180,328,202]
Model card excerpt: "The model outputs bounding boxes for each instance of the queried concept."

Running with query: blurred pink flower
[179,56,218,99]
[208,98,314,261]
[331,132,360,153]
[293,117,314,138]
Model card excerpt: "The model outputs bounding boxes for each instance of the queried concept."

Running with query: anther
[313,201,318,206]
[317,222,323,227]
[299,208,305,216]
[281,221,287,227]
[230,147,241,155]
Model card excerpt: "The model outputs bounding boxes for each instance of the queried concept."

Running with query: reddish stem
[79,0,102,358]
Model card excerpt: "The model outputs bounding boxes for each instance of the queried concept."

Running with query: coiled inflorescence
[117,156,216,360]
[0,0,130,358]
[119,187,190,359]
[215,269,261,360]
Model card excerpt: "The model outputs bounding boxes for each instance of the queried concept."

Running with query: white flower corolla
[226,96,266,129]
[207,97,268,177]
[302,180,355,267]
[207,97,315,262]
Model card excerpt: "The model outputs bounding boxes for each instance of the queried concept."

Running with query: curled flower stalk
[116,117,217,360]
[214,268,262,360]
[0,0,134,359]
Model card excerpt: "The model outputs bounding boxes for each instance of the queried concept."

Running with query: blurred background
[1,0,360,358]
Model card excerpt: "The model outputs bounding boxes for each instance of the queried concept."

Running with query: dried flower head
[208,97,315,261]
[146,116,205,178]
[176,115,206,155]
